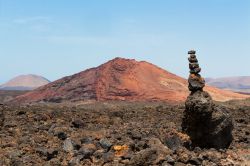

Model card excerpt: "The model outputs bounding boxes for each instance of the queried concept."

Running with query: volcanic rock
[189,62,199,70]
[188,74,205,91]
[99,138,112,150]
[80,137,93,144]
[57,132,67,140]
[0,105,4,127]
[102,152,115,163]
[187,51,205,91]
[78,144,96,159]
[68,155,83,166]
[0,102,249,165]
[128,148,157,165]
[35,148,58,161]
[63,138,75,152]
[182,50,233,149]
[71,119,85,128]
[188,50,196,54]
[182,91,233,148]
[164,131,185,151]
[13,58,248,103]
[184,91,213,115]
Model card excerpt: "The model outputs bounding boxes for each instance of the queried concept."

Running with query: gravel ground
[0,101,249,166]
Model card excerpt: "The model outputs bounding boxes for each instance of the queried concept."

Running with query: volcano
[14,58,248,103]
[0,74,50,91]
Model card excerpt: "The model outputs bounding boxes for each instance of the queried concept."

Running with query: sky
[0,0,249,84]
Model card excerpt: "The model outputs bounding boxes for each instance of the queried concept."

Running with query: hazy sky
[0,0,249,84]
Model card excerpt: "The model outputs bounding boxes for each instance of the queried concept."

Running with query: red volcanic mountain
[14,58,248,103]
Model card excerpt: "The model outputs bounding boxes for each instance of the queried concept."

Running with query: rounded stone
[188,74,205,91]
[185,91,213,115]
[188,50,196,54]
[189,67,201,74]
[190,54,196,58]
[63,138,74,152]
[189,63,199,70]
[188,57,198,63]
[99,138,112,150]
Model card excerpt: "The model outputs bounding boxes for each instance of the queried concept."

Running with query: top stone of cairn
[188,50,196,54]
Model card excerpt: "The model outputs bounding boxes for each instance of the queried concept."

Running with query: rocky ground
[0,90,28,103]
[0,101,249,166]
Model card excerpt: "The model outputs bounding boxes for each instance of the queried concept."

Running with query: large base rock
[182,91,233,149]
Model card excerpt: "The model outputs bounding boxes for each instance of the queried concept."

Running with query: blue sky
[0,0,249,84]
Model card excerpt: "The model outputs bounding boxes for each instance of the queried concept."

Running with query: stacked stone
[188,50,205,92]
[182,50,233,149]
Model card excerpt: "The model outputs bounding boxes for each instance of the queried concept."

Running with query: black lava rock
[35,148,58,161]
[182,91,233,149]
[165,134,182,151]
[80,137,93,144]
[78,144,96,159]
[189,67,201,74]
[188,50,196,54]
[57,132,67,140]
[71,119,85,128]
[188,74,205,92]
[99,138,112,150]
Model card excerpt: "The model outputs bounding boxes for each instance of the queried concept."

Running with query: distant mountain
[0,74,50,91]
[206,76,250,93]
[13,58,248,103]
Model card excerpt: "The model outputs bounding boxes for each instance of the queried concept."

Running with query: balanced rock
[187,51,205,91]
[182,50,233,149]
[188,74,205,91]
[188,50,196,54]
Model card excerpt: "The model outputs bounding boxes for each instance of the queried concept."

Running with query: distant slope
[13,58,248,103]
[0,90,29,103]
[0,74,50,91]
[206,76,250,93]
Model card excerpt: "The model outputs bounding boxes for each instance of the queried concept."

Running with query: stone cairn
[187,50,205,92]
[182,50,233,149]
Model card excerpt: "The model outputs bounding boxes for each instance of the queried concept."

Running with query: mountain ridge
[13,58,248,103]
[206,76,250,93]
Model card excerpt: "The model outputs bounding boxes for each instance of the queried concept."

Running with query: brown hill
[14,58,248,103]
